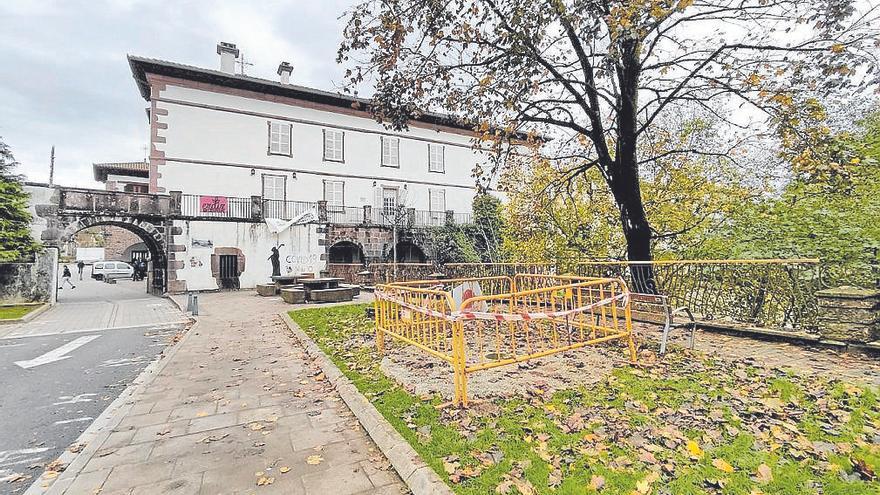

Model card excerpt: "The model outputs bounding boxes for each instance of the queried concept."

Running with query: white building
[126,42,500,292]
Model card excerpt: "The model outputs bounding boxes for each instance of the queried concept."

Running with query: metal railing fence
[570,259,822,331]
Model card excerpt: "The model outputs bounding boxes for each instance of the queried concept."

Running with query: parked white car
[91,261,134,280]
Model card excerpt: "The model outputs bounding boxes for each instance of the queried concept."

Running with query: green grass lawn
[0,304,42,320]
[289,304,880,495]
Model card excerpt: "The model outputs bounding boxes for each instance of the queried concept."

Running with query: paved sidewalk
[45,291,406,495]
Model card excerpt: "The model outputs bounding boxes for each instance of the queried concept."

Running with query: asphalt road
[0,267,186,494]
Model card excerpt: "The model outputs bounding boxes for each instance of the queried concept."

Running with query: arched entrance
[393,241,427,263]
[59,217,168,295]
[328,241,364,264]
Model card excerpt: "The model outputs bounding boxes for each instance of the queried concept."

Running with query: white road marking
[53,416,93,425]
[53,393,97,405]
[99,356,149,368]
[0,447,50,477]
[14,335,101,369]
[1,321,188,340]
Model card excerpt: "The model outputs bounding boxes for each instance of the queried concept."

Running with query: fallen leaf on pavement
[280,466,290,474]
[256,476,274,486]
[306,455,324,465]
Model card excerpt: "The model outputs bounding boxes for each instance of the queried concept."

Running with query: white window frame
[428,144,445,173]
[268,121,292,157]
[323,180,344,212]
[381,186,398,215]
[323,129,344,163]
[380,136,400,168]
[261,174,286,201]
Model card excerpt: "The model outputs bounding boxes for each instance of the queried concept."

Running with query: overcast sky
[0,0,354,188]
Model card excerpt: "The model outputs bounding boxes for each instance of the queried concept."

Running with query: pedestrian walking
[59,265,76,289]
[77,260,85,280]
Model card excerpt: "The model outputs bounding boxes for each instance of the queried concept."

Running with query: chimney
[277,61,293,84]
[216,42,239,74]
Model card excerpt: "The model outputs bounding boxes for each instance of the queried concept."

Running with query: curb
[23,318,198,495]
[280,311,453,495]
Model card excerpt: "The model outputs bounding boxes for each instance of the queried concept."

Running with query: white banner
[264,210,317,233]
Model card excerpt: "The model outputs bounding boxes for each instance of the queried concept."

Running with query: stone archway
[392,241,427,263]
[328,241,365,264]
[56,216,170,294]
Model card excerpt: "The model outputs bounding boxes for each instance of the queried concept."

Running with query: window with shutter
[323,180,344,212]
[381,136,399,167]
[262,174,286,200]
[323,129,344,162]
[428,144,445,173]
[268,121,292,156]
[429,189,446,223]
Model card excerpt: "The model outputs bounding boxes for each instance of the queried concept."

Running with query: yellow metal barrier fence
[374,275,635,406]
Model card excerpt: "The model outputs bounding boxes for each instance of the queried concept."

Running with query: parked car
[91,261,134,280]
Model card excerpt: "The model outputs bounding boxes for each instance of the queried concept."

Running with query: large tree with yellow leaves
[338,0,878,283]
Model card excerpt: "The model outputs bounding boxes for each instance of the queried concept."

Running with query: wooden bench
[629,293,696,354]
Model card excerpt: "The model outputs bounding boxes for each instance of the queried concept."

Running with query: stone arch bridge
[26,184,184,294]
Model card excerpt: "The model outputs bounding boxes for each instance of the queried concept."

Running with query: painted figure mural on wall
[268,245,284,277]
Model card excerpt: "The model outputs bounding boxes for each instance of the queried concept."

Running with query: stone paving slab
[42,291,407,495]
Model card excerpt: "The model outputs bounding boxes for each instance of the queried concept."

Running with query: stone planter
[280,288,306,304]
[816,286,880,343]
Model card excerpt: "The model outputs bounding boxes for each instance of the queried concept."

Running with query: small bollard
[186,292,193,312]
[191,292,199,316]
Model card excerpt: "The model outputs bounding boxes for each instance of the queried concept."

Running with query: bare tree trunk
[608,38,656,294]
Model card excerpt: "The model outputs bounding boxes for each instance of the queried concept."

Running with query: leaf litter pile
[290,304,880,495]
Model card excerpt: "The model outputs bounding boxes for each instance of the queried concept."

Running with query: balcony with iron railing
[172,192,473,227]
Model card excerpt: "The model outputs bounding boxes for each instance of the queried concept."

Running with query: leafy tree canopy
[339,0,879,263]
[0,137,40,262]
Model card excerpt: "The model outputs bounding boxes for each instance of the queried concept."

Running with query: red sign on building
[200,195,228,213]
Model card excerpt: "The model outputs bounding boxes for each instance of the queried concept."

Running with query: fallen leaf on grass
[755,463,773,483]
[306,455,324,465]
[852,457,876,481]
[589,474,605,490]
[686,440,703,459]
[712,458,734,473]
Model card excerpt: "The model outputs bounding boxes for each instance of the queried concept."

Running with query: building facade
[128,42,496,292]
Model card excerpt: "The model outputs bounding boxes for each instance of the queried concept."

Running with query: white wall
[172,219,323,291]
[153,82,490,214]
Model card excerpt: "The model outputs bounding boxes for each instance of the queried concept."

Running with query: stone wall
[73,226,143,261]
[0,250,58,304]
[324,225,434,263]
[816,286,880,343]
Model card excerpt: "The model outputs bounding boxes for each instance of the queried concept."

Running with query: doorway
[219,254,240,289]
